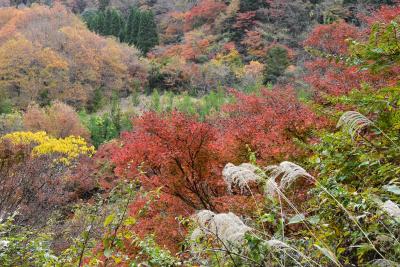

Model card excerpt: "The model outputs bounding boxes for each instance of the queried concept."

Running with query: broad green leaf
[288,214,305,225]
[123,216,136,226]
[104,214,115,227]
[383,184,400,195]
[314,244,340,267]
[260,213,275,223]
[104,248,112,258]
[307,215,320,225]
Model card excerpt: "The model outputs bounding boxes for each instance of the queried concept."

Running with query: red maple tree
[219,87,319,164]
[304,7,400,98]
[112,112,225,211]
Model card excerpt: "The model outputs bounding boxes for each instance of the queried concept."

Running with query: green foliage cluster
[0,99,13,115]
[349,18,400,73]
[84,8,124,41]
[0,91,13,114]
[80,95,132,147]
[148,89,228,120]
[0,182,179,266]
[239,0,268,12]
[84,7,158,54]
[0,213,58,266]
[263,46,290,84]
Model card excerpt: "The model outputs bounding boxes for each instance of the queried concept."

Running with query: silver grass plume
[265,239,290,249]
[264,161,313,196]
[370,259,400,267]
[191,210,252,249]
[337,111,373,138]
[381,200,400,220]
[190,211,292,263]
[222,163,261,194]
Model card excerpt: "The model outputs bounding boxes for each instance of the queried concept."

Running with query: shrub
[0,214,58,266]
[0,112,23,136]
[23,102,90,140]
[0,131,95,225]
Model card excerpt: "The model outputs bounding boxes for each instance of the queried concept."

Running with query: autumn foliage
[112,112,224,210]
[220,87,319,164]
[1,0,399,265]
[0,131,95,226]
[0,4,147,109]
[23,102,90,140]
[184,0,226,31]
[304,6,400,98]
[108,86,320,250]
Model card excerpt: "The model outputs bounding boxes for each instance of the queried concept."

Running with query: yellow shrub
[1,131,95,165]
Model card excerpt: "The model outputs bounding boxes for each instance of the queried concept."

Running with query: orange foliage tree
[184,0,227,31]
[23,101,90,140]
[0,4,148,109]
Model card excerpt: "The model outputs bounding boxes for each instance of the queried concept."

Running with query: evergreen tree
[82,6,159,52]
[82,10,98,32]
[88,87,104,112]
[98,0,110,11]
[96,12,106,35]
[125,7,141,45]
[131,87,140,106]
[136,11,158,54]
[110,91,122,134]
[104,9,113,35]
[239,0,267,12]
[263,46,290,84]
[150,89,161,113]
[164,91,174,112]
[110,9,124,39]
[177,93,195,115]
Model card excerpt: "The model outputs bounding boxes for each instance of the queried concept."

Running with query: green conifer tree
[111,91,122,134]
[239,0,267,12]
[109,9,124,38]
[96,12,106,35]
[82,10,98,32]
[263,46,290,84]
[125,7,141,45]
[98,0,110,11]
[150,89,161,113]
[136,11,159,54]
[103,9,113,36]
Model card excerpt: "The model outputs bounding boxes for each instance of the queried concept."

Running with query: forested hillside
[0,0,399,266]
